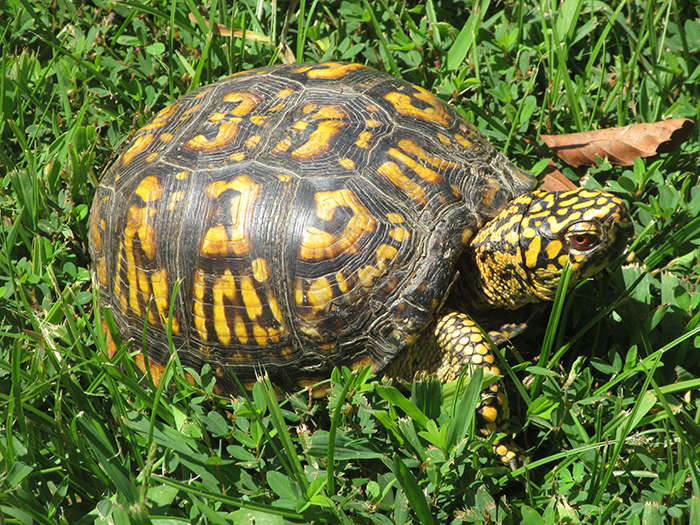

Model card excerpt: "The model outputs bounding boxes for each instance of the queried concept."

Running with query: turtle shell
[89,62,535,393]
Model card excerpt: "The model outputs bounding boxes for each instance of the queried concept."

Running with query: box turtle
[89,62,632,467]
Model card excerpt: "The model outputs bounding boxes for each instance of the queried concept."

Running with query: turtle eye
[570,233,600,250]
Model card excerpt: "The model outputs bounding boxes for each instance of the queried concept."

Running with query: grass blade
[445,367,482,454]
[390,454,434,525]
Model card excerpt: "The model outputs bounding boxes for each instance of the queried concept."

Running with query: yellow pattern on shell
[389,227,409,243]
[141,103,180,131]
[249,116,269,126]
[135,175,163,203]
[121,134,154,166]
[246,135,261,149]
[310,105,347,120]
[193,268,208,342]
[125,205,157,260]
[272,137,292,153]
[388,147,444,185]
[200,225,231,256]
[204,175,260,256]
[223,91,262,116]
[376,244,398,262]
[383,87,452,128]
[335,272,349,293]
[377,161,427,204]
[277,88,295,98]
[240,276,263,321]
[186,120,241,150]
[151,268,180,335]
[355,131,373,148]
[252,258,271,282]
[292,120,348,160]
[304,62,369,79]
[307,277,334,310]
[212,270,237,345]
[300,189,377,260]
[234,313,248,345]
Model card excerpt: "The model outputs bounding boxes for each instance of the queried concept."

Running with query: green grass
[2,0,700,523]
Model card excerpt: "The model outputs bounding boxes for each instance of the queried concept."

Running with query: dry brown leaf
[188,13,270,42]
[538,162,578,191]
[541,118,694,167]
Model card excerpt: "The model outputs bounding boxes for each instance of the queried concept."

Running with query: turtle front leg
[386,309,525,469]
[433,310,525,469]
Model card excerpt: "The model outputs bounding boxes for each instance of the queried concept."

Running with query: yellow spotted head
[518,189,633,300]
[463,188,632,310]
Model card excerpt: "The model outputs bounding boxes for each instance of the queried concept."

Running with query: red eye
[571,233,599,249]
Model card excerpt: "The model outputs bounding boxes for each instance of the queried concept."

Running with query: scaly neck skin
[451,195,545,313]
[453,237,541,313]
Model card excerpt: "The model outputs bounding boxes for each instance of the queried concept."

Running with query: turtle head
[518,189,633,301]
[462,188,633,310]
